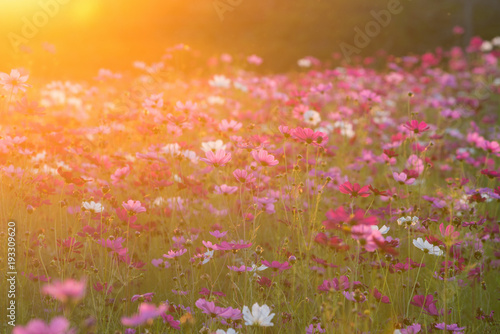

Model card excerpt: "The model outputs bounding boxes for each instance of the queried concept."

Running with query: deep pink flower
[200,149,232,167]
[410,294,444,316]
[233,168,256,183]
[338,181,371,198]
[291,127,328,146]
[372,288,390,304]
[261,260,291,272]
[403,120,430,134]
[251,149,279,167]
[161,314,180,330]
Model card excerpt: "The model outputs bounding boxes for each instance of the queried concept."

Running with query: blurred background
[1,0,499,80]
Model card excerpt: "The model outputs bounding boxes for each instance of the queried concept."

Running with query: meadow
[0,37,499,334]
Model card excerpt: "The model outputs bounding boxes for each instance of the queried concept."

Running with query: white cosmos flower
[397,216,419,227]
[162,143,181,156]
[201,250,214,265]
[82,201,104,213]
[297,58,312,68]
[207,96,225,105]
[242,303,275,327]
[480,41,493,52]
[492,36,500,47]
[216,329,238,334]
[201,140,226,153]
[413,237,443,256]
[209,75,231,88]
[303,110,321,126]
[371,225,390,234]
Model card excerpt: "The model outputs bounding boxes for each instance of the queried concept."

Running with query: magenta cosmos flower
[122,200,146,214]
[338,181,370,198]
[121,303,167,327]
[403,120,430,134]
[261,260,291,272]
[13,317,75,334]
[200,149,232,167]
[251,149,279,167]
[42,278,86,303]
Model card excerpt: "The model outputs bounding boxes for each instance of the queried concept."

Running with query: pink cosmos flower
[291,127,328,146]
[42,279,86,303]
[403,120,430,134]
[200,149,232,167]
[213,241,252,251]
[251,149,279,167]
[121,303,167,327]
[434,323,466,333]
[393,172,415,185]
[131,292,154,302]
[214,184,238,194]
[228,265,253,272]
[479,140,500,154]
[278,125,292,138]
[195,298,242,320]
[0,69,30,93]
[161,314,181,330]
[261,260,291,272]
[163,248,187,259]
[13,317,75,334]
[111,165,130,184]
[439,223,460,239]
[343,291,366,303]
[410,294,444,316]
[122,200,146,214]
[233,169,256,183]
[210,230,227,238]
[247,54,263,65]
[338,181,371,198]
[219,119,242,132]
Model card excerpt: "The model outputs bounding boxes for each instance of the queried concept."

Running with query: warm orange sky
[0,0,227,79]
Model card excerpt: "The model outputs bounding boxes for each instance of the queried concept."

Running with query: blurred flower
[42,278,86,303]
[121,303,167,327]
[13,317,75,334]
[0,69,30,93]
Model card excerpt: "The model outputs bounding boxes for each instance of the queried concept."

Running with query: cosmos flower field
[1,38,499,334]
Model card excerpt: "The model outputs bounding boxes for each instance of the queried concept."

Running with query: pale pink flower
[393,172,415,185]
[0,69,30,93]
[200,149,232,167]
[42,279,86,303]
[251,149,279,167]
[122,200,146,214]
